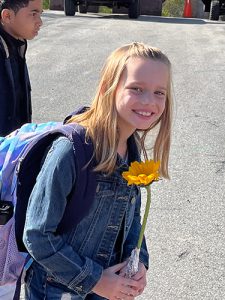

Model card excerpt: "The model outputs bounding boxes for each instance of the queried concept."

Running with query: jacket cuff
[67,258,103,297]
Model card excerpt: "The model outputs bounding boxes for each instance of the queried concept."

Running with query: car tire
[64,0,77,16]
[79,5,88,13]
[128,0,140,19]
[209,0,220,20]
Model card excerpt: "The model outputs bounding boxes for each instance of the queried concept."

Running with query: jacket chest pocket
[95,179,115,197]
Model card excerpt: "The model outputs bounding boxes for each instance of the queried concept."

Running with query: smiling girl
[23,42,173,300]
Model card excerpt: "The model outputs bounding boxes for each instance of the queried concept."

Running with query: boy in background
[0,0,43,136]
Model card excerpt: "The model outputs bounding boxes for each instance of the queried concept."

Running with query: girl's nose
[140,92,155,105]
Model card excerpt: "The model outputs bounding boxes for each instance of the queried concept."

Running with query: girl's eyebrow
[126,81,146,86]
[157,87,167,91]
[127,81,167,91]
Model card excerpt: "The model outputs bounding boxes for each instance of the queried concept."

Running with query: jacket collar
[0,25,27,57]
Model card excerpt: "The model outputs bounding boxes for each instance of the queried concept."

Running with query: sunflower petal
[122,160,160,186]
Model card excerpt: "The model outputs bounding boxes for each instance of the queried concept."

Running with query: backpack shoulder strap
[57,123,97,234]
[0,35,9,59]
[63,106,89,124]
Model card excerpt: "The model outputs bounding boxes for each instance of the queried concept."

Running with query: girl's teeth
[136,111,152,116]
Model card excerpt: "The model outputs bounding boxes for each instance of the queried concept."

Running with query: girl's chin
[136,126,150,131]
[136,122,153,131]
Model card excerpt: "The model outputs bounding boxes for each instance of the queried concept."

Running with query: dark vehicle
[203,0,225,20]
[64,0,140,19]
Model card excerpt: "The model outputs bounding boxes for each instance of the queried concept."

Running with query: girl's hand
[119,262,147,296]
[131,262,147,296]
[92,261,141,300]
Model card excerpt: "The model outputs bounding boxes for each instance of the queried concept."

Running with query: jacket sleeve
[23,137,103,297]
[122,190,149,269]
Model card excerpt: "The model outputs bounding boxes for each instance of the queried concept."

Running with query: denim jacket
[23,136,149,298]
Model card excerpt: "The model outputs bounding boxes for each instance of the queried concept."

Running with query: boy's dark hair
[0,0,30,14]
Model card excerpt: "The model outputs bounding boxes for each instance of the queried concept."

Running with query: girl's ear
[1,9,13,25]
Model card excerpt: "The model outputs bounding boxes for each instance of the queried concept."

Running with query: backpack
[0,111,97,286]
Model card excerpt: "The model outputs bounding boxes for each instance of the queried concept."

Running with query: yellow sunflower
[122,160,160,186]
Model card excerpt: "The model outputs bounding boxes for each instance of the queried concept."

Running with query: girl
[23,42,173,300]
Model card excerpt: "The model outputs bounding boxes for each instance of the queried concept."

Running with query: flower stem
[137,185,151,249]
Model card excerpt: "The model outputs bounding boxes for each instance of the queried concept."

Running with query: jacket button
[46,276,54,282]
[96,184,100,193]
[131,197,136,204]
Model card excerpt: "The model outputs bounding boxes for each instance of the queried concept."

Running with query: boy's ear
[1,9,14,25]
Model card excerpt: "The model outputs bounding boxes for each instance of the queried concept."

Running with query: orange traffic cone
[183,0,192,18]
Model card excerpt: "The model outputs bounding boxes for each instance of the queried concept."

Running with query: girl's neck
[117,127,134,160]
[117,140,128,160]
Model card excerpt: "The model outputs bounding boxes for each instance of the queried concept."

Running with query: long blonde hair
[67,42,173,178]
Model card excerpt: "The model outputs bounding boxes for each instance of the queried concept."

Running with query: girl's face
[115,57,169,139]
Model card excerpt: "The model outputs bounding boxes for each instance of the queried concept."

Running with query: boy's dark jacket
[0,26,32,136]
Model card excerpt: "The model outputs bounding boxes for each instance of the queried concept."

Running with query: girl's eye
[155,91,166,96]
[131,87,143,93]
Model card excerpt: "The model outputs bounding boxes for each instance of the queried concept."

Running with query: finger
[109,261,127,273]
[120,285,139,297]
[119,290,137,300]
[138,288,144,295]
[119,296,135,300]
[119,270,126,277]
[131,273,142,281]
[132,267,145,280]
[127,281,146,293]
[123,278,140,289]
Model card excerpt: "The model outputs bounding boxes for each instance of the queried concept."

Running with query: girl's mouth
[134,110,153,117]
